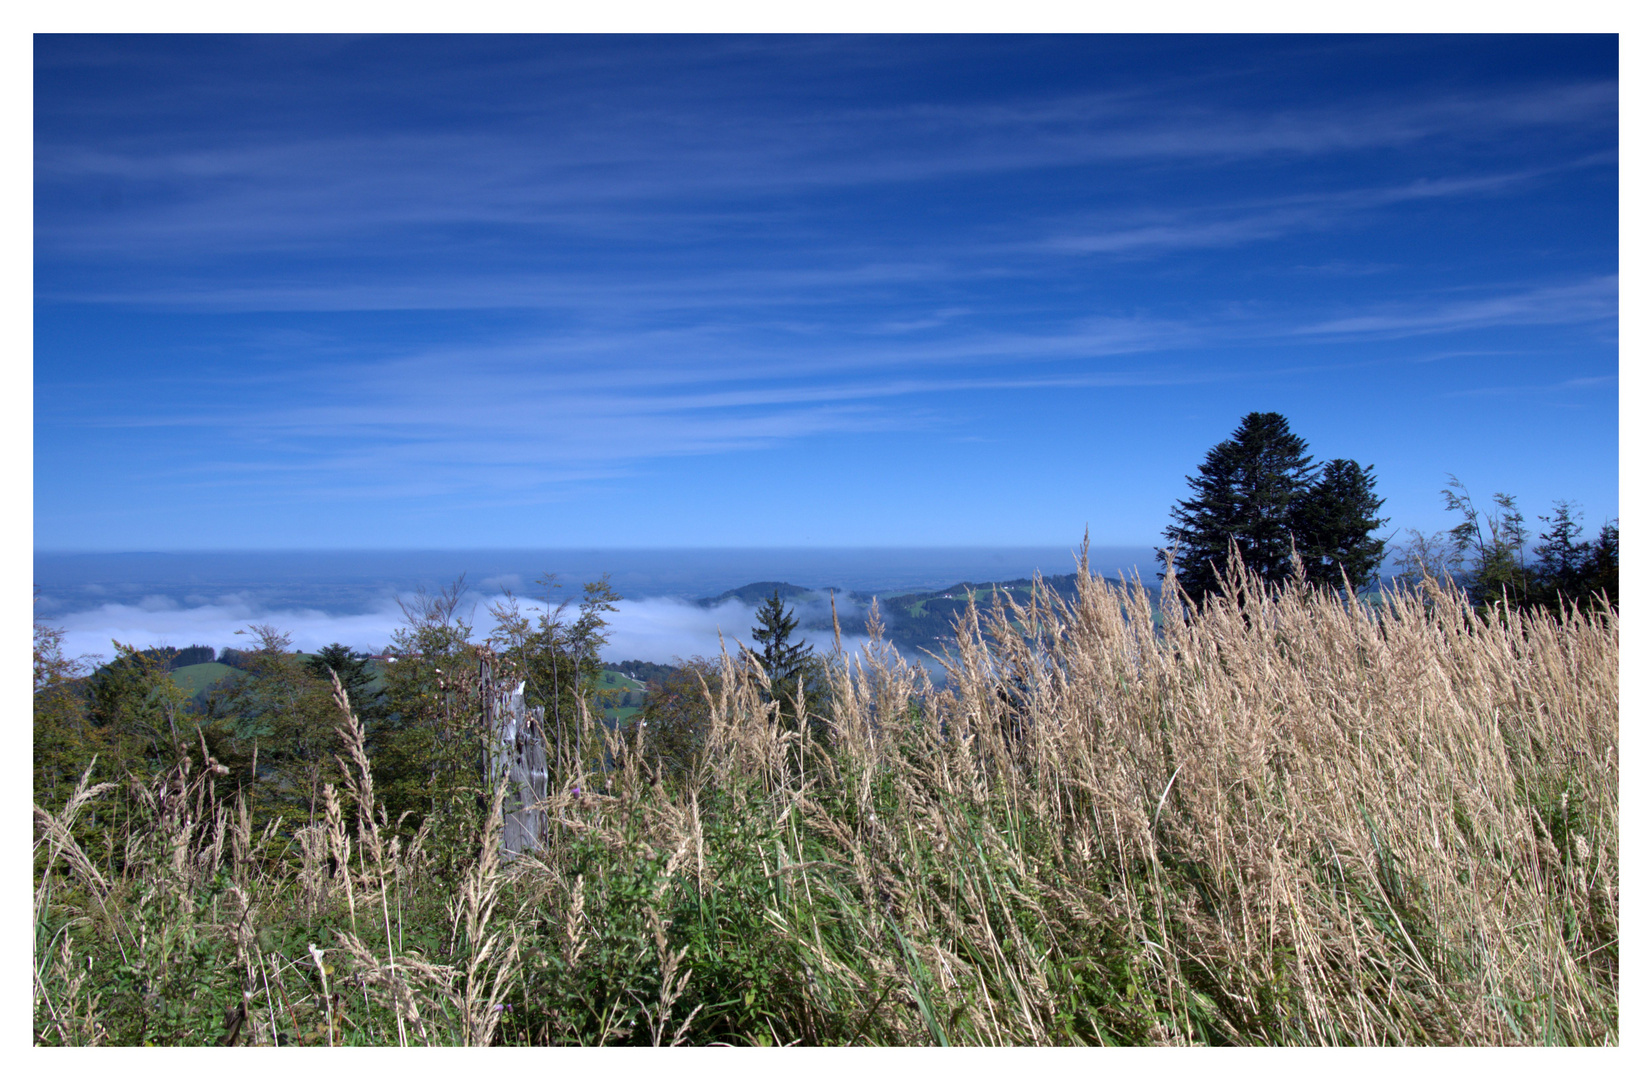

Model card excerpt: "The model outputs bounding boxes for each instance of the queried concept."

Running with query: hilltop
[695,581,826,607]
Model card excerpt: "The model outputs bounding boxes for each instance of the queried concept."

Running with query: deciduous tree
[630,656,722,786]
[1442,477,1531,611]
[208,624,342,828]
[33,613,103,807]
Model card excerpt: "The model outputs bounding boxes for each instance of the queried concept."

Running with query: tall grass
[33,554,1617,1044]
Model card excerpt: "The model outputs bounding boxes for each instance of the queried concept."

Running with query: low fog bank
[600,596,876,667]
[36,545,1146,676]
[44,592,893,675]
[47,596,411,667]
[35,545,1157,608]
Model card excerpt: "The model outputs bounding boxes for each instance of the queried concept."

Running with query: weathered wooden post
[480,657,548,858]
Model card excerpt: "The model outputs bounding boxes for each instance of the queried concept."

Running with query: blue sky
[34,34,1618,551]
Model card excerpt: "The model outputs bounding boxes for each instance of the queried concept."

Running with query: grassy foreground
[33,561,1617,1045]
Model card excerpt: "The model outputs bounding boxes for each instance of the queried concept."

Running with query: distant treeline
[695,581,823,608]
[100,643,405,677]
[608,659,680,685]
[103,644,303,674]
[114,643,224,671]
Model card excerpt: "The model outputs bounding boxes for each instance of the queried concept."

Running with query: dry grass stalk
[449,777,523,1046]
[32,543,1615,1045]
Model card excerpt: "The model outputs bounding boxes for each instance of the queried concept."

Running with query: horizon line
[36,542,1160,556]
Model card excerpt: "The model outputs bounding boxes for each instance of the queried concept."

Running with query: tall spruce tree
[1160,413,1386,602]
[750,590,814,716]
[1294,458,1389,590]
[1531,501,1587,613]
[1160,412,1315,602]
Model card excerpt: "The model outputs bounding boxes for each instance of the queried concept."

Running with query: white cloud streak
[1295,276,1618,339]
[33,41,1617,543]
[1037,164,1593,257]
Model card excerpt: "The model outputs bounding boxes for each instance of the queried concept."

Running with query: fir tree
[1295,458,1389,590]
[1580,519,1619,609]
[1531,503,1617,615]
[1160,412,1316,603]
[750,590,815,717]
[1532,501,1588,612]
[1160,413,1387,603]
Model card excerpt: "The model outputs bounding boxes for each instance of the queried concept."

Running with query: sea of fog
[35,546,1161,669]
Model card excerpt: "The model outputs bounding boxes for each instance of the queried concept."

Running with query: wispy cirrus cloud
[38,266,1617,509]
[1039,160,1609,257]
[36,65,1615,271]
[1294,276,1618,339]
[1443,374,1617,399]
[34,37,1619,550]
[47,352,1215,501]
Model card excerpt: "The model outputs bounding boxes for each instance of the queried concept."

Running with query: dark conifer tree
[305,642,384,724]
[1161,413,1388,603]
[1533,506,1617,613]
[1295,458,1389,590]
[1441,490,1615,617]
[1532,502,1587,613]
[1580,519,1619,609]
[1159,412,1316,603]
[751,591,812,689]
[749,590,819,723]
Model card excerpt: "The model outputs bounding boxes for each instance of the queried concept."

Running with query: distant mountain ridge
[696,572,1159,657]
[694,581,826,608]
